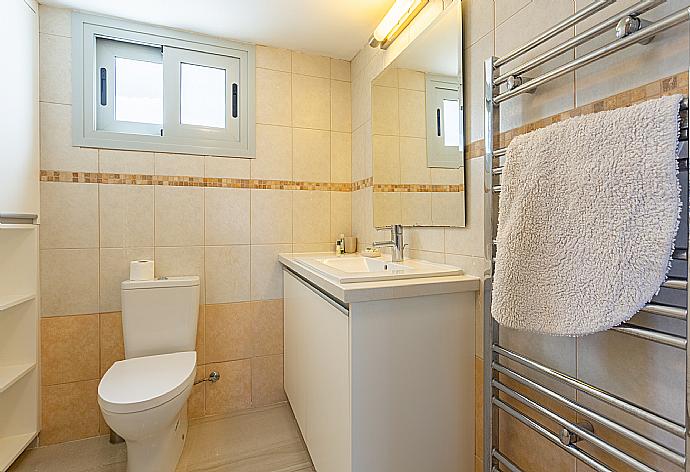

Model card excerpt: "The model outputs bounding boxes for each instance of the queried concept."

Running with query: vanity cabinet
[283,267,476,472]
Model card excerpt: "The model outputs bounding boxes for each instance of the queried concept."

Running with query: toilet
[98,276,200,472]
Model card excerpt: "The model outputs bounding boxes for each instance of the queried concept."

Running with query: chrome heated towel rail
[484,2,690,471]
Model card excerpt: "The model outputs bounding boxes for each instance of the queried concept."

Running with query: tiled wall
[37,5,352,445]
[352,0,690,471]
[371,67,466,227]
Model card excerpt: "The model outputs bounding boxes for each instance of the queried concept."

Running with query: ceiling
[392,4,458,77]
[38,0,396,59]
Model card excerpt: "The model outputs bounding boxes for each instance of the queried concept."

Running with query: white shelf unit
[0,227,39,472]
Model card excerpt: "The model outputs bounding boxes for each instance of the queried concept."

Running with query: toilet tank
[121,276,200,359]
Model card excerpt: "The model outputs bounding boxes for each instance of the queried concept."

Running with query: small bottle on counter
[336,234,345,254]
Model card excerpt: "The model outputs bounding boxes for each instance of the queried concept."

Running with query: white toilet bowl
[98,351,197,472]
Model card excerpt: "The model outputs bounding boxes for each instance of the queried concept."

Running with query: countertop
[279,252,480,304]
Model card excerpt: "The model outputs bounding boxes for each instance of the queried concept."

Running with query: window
[73,13,255,158]
[426,75,463,168]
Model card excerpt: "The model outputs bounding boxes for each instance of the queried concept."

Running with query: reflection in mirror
[371,2,465,228]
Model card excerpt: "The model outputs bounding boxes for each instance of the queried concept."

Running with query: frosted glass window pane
[180,63,226,128]
[115,57,163,124]
[443,99,459,147]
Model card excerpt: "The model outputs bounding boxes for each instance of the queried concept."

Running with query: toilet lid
[98,351,196,414]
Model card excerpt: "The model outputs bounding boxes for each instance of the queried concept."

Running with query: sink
[295,255,463,283]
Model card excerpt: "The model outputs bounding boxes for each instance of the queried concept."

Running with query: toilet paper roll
[129,260,155,281]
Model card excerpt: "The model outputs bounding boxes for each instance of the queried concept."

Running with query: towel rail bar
[492,398,615,472]
[492,345,686,437]
[640,302,687,318]
[494,380,659,472]
[493,362,686,466]
[493,0,616,68]
[494,8,690,103]
[492,450,524,472]
[612,323,687,349]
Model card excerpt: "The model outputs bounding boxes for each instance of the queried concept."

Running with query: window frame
[72,13,256,158]
[425,74,462,169]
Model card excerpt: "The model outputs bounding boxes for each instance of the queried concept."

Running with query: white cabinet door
[283,270,350,472]
[0,0,39,216]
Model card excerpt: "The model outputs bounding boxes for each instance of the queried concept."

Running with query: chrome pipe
[494,0,665,85]
[493,362,686,466]
[494,0,616,68]
[640,303,687,318]
[494,7,690,103]
[661,278,688,290]
[674,249,688,261]
[492,450,523,472]
[612,323,687,349]
[493,344,686,437]
[493,380,657,472]
[492,397,615,472]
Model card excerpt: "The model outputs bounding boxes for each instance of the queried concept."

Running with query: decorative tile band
[352,177,373,191]
[373,183,464,193]
[40,171,353,192]
[464,71,689,159]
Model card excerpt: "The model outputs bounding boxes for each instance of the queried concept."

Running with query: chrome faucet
[373,224,406,262]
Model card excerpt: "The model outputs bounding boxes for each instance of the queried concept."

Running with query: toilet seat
[98,351,196,414]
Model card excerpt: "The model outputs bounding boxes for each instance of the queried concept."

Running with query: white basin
[296,254,463,283]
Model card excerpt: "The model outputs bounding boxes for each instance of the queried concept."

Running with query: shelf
[0,363,35,393]
[0,294,35,312]
[0,431,37,471]
[0,224,37,230]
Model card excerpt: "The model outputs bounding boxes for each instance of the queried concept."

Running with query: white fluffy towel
[492,94,683,336]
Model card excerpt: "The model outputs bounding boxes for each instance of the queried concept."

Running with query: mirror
[371,2,465,228]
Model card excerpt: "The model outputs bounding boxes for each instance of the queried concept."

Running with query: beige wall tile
[373,192,402,228]
[154,186,204,246]
[292,51,330,78]
[39,33,71,105]
[400,136,430,184]
[204,156,251,179]
[256,45,292,72]
[100,312,124,376]
[408,227,445,252]
[154,246,205,303]
[495,0,531,26]
[292,74,330,130]
[373,134,401,184]
[40,103,98,172]
[204,245,251,304]
[252,355,286,407]
[331,80,352,132]
[330,131,352,183]
[205,302,253,363]
[252,124,292,180]
[252,300,283,357]
[293,242,333,253]
[41,380,100,445]
[293,190,330,243]
[432,192,465,226]
[398,69,425,91]
[351,122,372,182]
[250,244,292,301]
[204,359,251,415]
[331,59,351,82]
[256,68,292,126]
[196,304,205,366]
[40,182,99,249]
[398,88,426,138]
[99,184,154,248]
[401,192,432,226]
[474,356,483,460]
[464,35,494,142]
[40,248,99,317]
[373,67,398,87]
[154,153,204,177]
[250,189,292,244]
[293,128,330,182]
[99,247,153,312]
[463,0,494,47]
[204,188,250,245]
[39,5,71,37]
[99,149,154,175]
[41,314,99,385]
[330,191,352,242]
[444,158,484,257]
[372,85,399,136]
[188,367,206,419]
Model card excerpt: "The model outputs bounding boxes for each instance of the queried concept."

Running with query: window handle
[436,108,441,137]
[231,83,238,118]
[100,68,107,106]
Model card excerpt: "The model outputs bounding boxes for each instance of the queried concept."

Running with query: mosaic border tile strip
[40,171,353,192]
[464,71,689,159]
